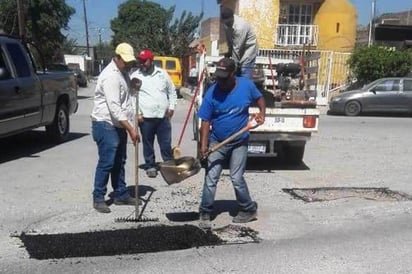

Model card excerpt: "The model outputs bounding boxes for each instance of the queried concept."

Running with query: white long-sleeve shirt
[91,60,134,127]
[130,66,177,118]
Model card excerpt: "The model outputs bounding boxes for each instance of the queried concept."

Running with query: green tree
[111,0,202,57]
[0,0,75,63]
[348,46,412,84]
[61,38,80,55]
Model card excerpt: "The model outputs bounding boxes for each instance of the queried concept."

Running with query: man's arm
[254,96,266,125]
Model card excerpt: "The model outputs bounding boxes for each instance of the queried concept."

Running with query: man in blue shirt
[198,57,265,229]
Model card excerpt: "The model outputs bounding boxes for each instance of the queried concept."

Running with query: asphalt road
[0,84,411,273]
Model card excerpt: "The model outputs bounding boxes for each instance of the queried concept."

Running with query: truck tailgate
[249,107,319,133]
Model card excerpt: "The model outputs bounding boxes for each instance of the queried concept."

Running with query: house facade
[199,0,358,104]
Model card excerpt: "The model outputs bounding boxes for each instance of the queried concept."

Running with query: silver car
[329,77,412,116]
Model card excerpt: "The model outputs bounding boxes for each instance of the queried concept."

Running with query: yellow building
[217,0,357,52]
[208,0,357,102]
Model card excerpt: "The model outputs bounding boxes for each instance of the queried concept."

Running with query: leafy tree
[61,38,80,55]
[111,0,202,57]
[348,46,412,84]
[0,0,75,63]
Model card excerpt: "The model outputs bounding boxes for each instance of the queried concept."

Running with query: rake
[115,78,159,223]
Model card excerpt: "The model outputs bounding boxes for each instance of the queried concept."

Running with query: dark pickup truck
[0,34,78,143]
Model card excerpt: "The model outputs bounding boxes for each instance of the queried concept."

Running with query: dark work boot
[93,202,111,213]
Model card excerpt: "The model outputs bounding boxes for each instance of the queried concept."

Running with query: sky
[64,0,412,46]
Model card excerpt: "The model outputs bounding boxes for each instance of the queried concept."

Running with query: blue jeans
[92,121,130,203]
[199,138,257,214]
[139,117,173,169]
[240,58,256,79]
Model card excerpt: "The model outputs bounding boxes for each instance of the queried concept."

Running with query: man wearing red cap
[130,49,177,178]
[198,57,266,229]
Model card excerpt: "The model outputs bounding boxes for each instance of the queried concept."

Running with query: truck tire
[46,103,70,143]
[284,143,305,165]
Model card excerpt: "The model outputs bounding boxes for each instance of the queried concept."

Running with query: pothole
[282,187,412,202]
[18,224,259,260]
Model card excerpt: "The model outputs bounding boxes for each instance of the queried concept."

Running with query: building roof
[374,24,412,41]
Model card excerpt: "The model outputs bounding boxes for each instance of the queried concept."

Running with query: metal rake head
[115,216,159,223]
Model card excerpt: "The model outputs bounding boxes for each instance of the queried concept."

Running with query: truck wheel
[46,103,69,143]
[284,144,305,165]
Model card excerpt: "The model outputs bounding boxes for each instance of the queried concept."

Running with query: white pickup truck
[192,54,319,165]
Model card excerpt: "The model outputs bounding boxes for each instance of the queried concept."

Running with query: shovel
[159,116,260,185]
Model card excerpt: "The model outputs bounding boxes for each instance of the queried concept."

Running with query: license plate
[266,117,285,124]
[248,144,266,153]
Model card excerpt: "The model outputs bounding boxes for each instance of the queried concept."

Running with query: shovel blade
[159,156,201,185]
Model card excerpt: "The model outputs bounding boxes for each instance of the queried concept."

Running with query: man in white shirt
[130,48,177,178]
[189,65,198,93]
[221,7,258,79]
[91,42,140,213]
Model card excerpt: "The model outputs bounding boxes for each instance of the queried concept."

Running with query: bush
[348,46,412,83]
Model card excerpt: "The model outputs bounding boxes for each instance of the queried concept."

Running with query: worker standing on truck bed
[197,57,266,229]
[220,6,258,79]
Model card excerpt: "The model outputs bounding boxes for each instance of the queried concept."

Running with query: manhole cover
[283,187,412,202]
[17,224,259,260]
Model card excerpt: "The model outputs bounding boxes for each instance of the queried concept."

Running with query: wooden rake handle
[204,118,259,159]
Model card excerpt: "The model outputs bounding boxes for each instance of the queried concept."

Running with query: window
[165,60,176,70]
[0,48,11,80]
[374,79,400,92]
[153,60,162,68]
[280,3,313,25]
[403,80,412,92]
[6,43,31,77]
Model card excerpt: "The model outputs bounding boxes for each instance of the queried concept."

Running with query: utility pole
[368,0,377,47]
[16,0,25,38]
[82,0,90,56]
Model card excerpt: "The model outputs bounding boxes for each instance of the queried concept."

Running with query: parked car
[67,64,87,87]
[48,63,87,87]
[329,77,412,116]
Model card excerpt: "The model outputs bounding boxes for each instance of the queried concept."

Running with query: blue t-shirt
[198,77,262,142]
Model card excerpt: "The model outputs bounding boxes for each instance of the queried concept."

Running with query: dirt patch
[283,187,412,202]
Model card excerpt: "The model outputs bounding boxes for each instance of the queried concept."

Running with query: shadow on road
[165,200,238,223]
[0,130,88,164]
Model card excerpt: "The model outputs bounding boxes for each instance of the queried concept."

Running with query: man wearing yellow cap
[90,42,140,213]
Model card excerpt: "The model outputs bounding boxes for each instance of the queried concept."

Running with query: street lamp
[368,0,377,46]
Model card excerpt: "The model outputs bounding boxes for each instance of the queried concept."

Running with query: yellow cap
[115,43,136,62]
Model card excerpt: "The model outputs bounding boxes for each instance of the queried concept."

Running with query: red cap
[137,49,154,61]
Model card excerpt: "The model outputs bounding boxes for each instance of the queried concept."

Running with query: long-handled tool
[159,117,260,185]
[172,68,206,159]
[202,117,259,159]
[115,78,158,223]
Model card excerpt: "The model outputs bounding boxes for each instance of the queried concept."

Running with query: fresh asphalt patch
[17,224,260,260]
